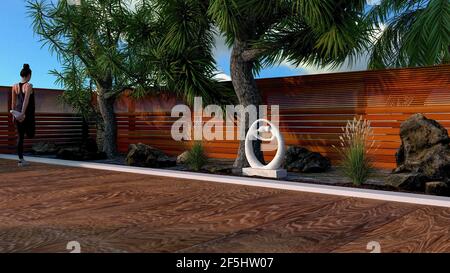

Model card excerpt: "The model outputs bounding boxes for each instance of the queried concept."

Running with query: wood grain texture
[332,207,450,253]
[182,199,418,253]
[0,159,449,253]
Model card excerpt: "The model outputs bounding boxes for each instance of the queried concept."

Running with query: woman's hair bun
[20,64,32,77]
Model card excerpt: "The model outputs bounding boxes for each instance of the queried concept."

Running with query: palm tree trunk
[81,116,89,143]
[230,39,264,169]
[96,80,117,158]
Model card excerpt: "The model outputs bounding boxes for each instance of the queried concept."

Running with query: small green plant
[333,116,377,185]
[186,142,208,171]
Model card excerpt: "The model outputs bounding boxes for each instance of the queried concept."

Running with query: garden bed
[45,153,430,196]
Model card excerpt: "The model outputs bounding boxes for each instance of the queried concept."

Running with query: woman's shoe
[18,159,30,167]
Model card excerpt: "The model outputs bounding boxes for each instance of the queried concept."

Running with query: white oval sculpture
[245,119,285,170]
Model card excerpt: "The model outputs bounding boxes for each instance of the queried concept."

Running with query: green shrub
[333,117,377,185]
[186,142,208,171]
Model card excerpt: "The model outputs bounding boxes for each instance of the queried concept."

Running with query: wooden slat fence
[1,65,449,169]
[114,65,450,169]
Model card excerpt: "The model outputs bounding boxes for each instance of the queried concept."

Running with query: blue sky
[0,0,62,88]
[0,0,376,88]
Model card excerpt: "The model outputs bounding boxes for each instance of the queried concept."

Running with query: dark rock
[395,143,450,178]
[393,114,450,181]
[56,147,81,160]
[32,142,58,155]
[385,172,428,191]
[398,113,449,154]
[177,151,189,165]
[425,182,450,196]
[395,144,405,166]
[205,165,232,174]
[81,138,98,154]
[95,152,107,160]
[56,138,106,161]
[386,114,450,191]
[285,146,331,173]
[56,147,106,161]
[126,143,176,168]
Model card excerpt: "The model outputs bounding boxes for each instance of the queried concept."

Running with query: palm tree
[367,0,450,68]
[130,0,232,106]
[30,0,229,158]
[28,0,159,158]
[157,0,370,168]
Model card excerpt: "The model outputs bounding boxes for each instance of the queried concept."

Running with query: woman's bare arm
[11,85,16,111]
[21,83,33,114]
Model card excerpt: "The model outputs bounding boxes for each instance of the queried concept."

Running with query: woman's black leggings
[16,122,26,160]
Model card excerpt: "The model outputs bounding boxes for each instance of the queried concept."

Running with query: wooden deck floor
[0,159,449,253]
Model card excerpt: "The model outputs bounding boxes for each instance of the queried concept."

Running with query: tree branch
[34,6,96,72]
[242,47,266,62]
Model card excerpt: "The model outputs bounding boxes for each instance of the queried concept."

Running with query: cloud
[282,52,371,75]
[213,73,232,82]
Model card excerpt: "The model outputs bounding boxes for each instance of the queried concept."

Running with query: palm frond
[368,0,450,68]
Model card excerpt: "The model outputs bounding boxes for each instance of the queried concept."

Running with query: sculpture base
[242,168,287,179]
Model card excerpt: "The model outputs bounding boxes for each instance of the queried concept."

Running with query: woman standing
[11,64,35,167]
